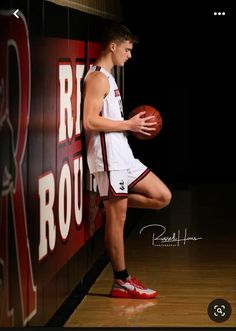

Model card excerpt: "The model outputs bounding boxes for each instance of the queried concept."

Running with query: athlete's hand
[128,111,157,136]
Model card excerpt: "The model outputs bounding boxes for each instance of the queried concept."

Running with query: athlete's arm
[83,72,156,135]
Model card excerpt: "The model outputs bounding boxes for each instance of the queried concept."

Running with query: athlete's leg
[128,171,172,209]
[103,197,128,272]
[104,195,157,299]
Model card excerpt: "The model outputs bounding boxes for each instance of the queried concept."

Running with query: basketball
[129,105,163,140]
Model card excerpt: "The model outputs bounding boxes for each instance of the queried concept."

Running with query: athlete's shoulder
[83,69,109,97]
[85,70,108,85]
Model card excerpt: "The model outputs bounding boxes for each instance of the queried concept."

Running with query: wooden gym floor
[65,182,236,327]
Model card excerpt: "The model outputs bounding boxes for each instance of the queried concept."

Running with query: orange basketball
[129,105,163,140]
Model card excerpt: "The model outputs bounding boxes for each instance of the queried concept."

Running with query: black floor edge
[45,252,109,327]
[45,209,146,327]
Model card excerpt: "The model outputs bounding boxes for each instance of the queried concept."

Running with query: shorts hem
[128,168,150,190]
[109,183,128,198]
[100,194,128,200]
[100,195,109,200]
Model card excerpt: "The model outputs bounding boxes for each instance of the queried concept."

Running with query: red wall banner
[0,5,105,326]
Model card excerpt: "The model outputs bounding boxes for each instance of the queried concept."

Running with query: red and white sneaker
[110,276,157,299]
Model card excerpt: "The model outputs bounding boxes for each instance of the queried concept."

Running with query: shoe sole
[110,289,157,299]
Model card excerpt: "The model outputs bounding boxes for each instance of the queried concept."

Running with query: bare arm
[83,71,156,136]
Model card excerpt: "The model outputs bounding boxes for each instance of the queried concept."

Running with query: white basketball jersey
[85,65,134,173]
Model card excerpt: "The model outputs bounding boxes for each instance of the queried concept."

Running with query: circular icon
[208,299,231,323]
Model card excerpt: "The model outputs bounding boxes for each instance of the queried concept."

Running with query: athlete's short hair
[101,22,139,47]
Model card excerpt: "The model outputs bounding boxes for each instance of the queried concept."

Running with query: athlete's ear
[110,42,116,52]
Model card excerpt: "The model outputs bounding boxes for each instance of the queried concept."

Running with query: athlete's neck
[95,52,114,73]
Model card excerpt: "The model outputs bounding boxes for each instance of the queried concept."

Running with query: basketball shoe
[110,276,157,299]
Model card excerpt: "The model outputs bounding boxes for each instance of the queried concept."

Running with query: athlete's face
[111,40,133,66]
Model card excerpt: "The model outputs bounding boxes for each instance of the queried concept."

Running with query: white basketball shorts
[93,158,150,200]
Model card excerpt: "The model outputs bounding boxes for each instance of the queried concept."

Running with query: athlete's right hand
[127,111,157,136]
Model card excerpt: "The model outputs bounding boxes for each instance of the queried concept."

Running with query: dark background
[121,2,236,184]
[0,2,235,326]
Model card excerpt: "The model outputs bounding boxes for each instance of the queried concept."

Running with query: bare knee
[153,188,172,209]
[116,208,127,224]
[160,188,172,207]
[104,198,127,224]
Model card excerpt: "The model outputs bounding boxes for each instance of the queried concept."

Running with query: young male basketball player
[83,22,172,299]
